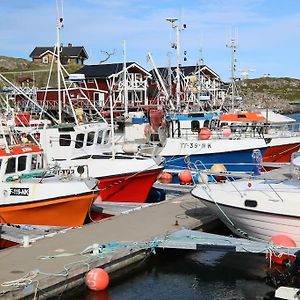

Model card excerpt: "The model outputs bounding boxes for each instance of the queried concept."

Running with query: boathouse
[74,62,152,113]
[148,64,225,110]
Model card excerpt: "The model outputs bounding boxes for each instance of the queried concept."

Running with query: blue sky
[1,0,300,81]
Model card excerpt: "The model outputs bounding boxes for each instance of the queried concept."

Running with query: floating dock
[0,192,217,299]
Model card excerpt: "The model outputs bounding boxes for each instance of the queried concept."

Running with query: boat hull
[97,169,163,203]
[263,142,300,163]
[160,137,267,172]
[163,148,267,172]
[0,192,96,227]
[191,180,300,246]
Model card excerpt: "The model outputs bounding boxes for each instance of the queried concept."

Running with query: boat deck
[0,193,217,299]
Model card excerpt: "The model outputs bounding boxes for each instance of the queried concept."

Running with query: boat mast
[56,1,64,124]
[147,52,175,110]
[123,40,128,118]
[166,18,184,111]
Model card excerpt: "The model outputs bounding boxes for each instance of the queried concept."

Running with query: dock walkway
[0,193,216,299]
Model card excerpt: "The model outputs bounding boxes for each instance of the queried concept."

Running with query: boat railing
[174,122,300,141]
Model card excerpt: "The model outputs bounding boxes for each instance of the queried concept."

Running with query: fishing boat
[0,141,98,227]
[135,109,300,173]
[32,122,164,203]
[190,153,300,246]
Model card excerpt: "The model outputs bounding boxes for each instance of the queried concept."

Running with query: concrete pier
[0,193,217,299]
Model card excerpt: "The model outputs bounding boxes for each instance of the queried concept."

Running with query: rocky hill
[238,77,300,113]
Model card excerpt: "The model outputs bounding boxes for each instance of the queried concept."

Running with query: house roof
[75,62,151,79]
[150,65,220,80]
[29,46,88,59]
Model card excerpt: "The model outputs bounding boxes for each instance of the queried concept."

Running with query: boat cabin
[0,144,45,182]
[33,123,112,161]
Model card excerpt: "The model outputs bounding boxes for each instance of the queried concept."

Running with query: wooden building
[74,62,152,112]
[29,43,88,65]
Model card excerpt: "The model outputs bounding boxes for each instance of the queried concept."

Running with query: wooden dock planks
[0,194,217,299]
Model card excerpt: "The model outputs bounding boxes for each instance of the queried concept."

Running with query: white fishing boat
[191,153,300,246]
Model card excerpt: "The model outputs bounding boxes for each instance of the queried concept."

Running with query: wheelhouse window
[5,157,16,174]
[31,154,44,170]
[17,156,27,172]
[87,131,95,146]
[75,134,84,149]
[191,120,200,132]
[59,134,72,146]
[103,130,110,144]
[97,130,103,144]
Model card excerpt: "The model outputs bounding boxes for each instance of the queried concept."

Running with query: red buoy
[198,127,211,140]
[85,268,110,291]
[269,235,296,265]
[178,170,193,185]
[158,172,173,184]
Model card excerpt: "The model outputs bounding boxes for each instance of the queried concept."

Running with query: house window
[75,133,84,149]
[59,134,72,146]
[17,156,27,172]
[87,132,95,146]
[5,157,16,174]
[42,56,49,64]
[136,91,143,102]
[94,93,105,107]
[135,73,142,81]
[87,79,94,84]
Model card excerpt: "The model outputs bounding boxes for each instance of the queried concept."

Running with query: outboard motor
[266,250,300,289]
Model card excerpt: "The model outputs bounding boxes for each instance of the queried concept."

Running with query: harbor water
[63,223,275,300]
[62,109,300,300]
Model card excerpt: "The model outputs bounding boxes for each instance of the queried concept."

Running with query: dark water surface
[64,246,275,300]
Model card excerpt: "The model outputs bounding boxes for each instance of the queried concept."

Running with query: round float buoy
[269,235,296,265]
[178,170,193,185]
[158,172,173,184]
[222,126,231,138]
[85,268,110,291]
[210,164,227,181]
[198,127,211,140]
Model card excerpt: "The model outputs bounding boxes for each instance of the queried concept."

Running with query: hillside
[0,55,82,87]
[237,77,300,113]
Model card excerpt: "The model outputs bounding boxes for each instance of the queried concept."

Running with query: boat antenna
[56,0,64,124]
[226,27,240,111]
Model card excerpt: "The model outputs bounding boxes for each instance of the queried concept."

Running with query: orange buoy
[222,126,231,138]
[210,164,227,181]
[269,235,296,265]
[85,268,110,291]
[198,127,211,140]
[178,170,193,185]
[158,172,173,184]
